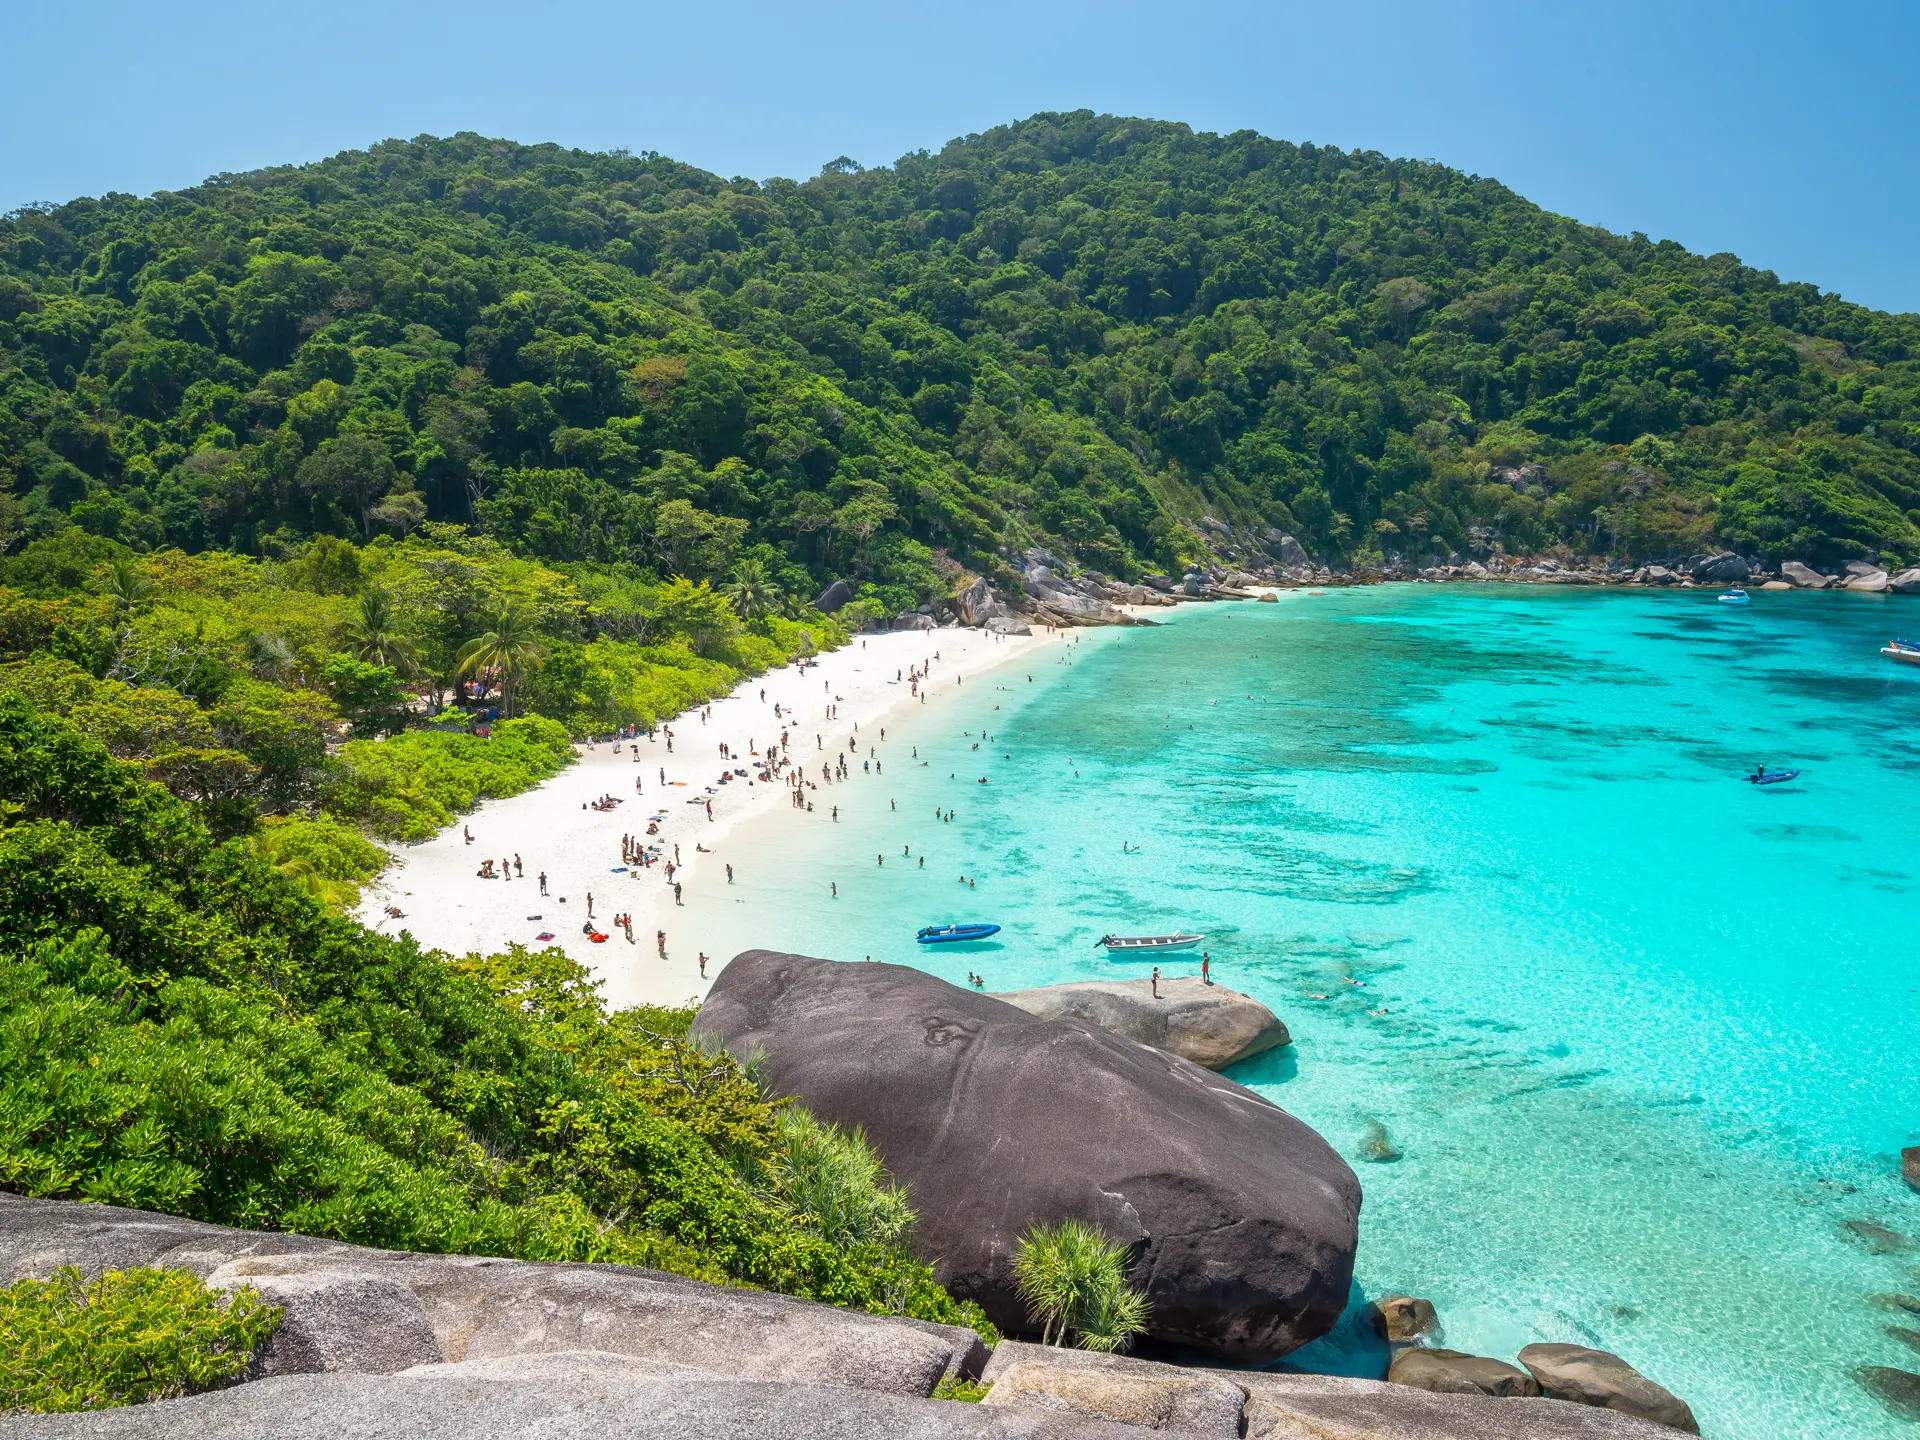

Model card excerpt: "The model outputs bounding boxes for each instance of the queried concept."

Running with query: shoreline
[356,623,1073,1008]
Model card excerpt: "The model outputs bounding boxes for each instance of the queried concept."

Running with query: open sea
[685,584,1920,1438]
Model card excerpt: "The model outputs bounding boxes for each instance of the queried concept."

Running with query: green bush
[326,715,575,839]
[0,1266,281,1413]
[249,813,386,910]
[1012,1220,1149,1353]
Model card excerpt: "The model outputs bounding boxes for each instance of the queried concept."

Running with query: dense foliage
[0,1267,279,1412]
[0,699,979,1330]
[3,111,1918,584]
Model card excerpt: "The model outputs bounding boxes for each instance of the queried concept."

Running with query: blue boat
[916,923,1001,944]
[1746,768,1800,786]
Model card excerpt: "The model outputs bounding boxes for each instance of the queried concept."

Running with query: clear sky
[8,0,1915,313]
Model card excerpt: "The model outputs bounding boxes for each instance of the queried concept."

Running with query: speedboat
[1718,587,1749,605]
[1096,931,1204,953]
[916,923,1001,944]
[1745,769,1800,786]
[1882,640,1920,667]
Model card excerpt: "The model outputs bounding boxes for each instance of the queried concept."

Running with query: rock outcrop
[1857,1365,1920,1421]
[694,952,1360,1361]
[1782,560,1833,589]
[1844,563,1891,593]
[992,977,1289,1071]
[1518,1344,1699,1433]
[813,579,854,613]
[1690,552,1749,583]
[1894,567,1920,596]
[1388,1347,1541,1398]
[980,1342,1681,1439]
[0,1193,982,1397]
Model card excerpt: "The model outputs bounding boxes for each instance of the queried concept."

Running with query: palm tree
[455,600,547,718]
[1012,1220,1150,1352]
[97,557,152,610]
[343,587,416,675]
[723,558,783,627]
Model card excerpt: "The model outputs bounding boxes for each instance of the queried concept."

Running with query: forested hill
[4,110,1919,603]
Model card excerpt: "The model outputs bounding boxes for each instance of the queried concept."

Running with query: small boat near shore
[1718,587,1749,605]
[1746,768,1800,786]
[1096,931,1204,953]
[1882,639,1920,666]
[916,923,1001,944]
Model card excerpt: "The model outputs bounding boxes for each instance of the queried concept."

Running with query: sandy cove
[356,624,1070,1008]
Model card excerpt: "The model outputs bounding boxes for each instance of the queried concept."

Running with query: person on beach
[657,930,666,957]
[699,953,708,977]
[501,856,510,880]
[1151,966,1161,999]
[831,881,837,898]
[726,863,734,883]
[514,855,522,876]
[464,825,473,845]
[538,871,547,894]
[1201,953,1212,986]
[586,892,594,918]
[673,882,682,905]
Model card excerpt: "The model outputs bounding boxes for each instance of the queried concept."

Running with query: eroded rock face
[1844,568,1891,593]
[813,579,853,613]
[695,952,1360,1362]
[1388,1348,1540,1398]
[993,977,1289,1071]
[1893,567,1920,596]
[1364,1294,1440,1344]
[1518,1344,1698,1433]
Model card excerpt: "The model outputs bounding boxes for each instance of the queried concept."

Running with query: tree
[722,557,783,626]
[95,557,152,611]
[324,654,411,737]
[1011,1220,1149,1352]
[647,578,737,657]
[456,600,548,717]
[295,435,398,538]
[342,588,416,675]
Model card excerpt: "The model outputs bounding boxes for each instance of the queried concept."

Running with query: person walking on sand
[514,855,523,877]
[539,870,548,894]
[726,863,734,883]
[673,881,682,905]
[656,930,666,958]
[698,953,708,978]
[586,892,594,918]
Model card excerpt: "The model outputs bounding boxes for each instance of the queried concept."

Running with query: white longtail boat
[1096,931,1204,953]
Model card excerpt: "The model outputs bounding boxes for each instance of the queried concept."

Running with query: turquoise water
[687,586,1920,1437]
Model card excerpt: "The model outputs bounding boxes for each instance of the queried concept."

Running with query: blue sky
[8,0,1915,312]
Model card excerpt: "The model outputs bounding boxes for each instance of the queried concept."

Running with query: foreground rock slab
[1388,1347,1540,1397]
[993,977,1289,1070]
[980,1341,1681,1439]
[0,1356,1145,1440]
[1518,1344,1699,1433]
[0,1194,980,1396]
[696,952,1359,1361]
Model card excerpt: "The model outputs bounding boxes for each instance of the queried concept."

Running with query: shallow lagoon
[691,585,1920,1438]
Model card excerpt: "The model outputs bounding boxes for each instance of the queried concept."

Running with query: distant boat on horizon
[1096,931,1204,953]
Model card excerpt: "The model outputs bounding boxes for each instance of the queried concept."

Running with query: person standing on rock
[1201,953,1211,986]
[1151,965,1161,999]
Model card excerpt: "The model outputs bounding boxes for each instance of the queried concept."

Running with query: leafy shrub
[249,813,387,910]
[767,1108,915,1250]
[326,715,575,838]
[0,1266,280,1413]
[1012,1220,1149,1352]
[932,1376,993,1402]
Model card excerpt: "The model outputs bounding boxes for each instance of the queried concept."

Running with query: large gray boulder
[993,977,1288,1071]
[0,1194,979,1397]
[980,1342,1683,1439]
[1690,552,1749,583]
[1844,567,1891,593]
[813,579,854,613]
[694,953,1359,1362]
[0,1358,1147,1440]
[1518,1344,1698,1433]
[1781,559,1833,589]
[956,577,1004,626]
[1893,567,1920,596]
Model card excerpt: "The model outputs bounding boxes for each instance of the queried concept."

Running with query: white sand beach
[356,624,1068,1008]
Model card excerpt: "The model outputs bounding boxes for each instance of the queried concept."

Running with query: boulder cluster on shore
[815,526,1920,640]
